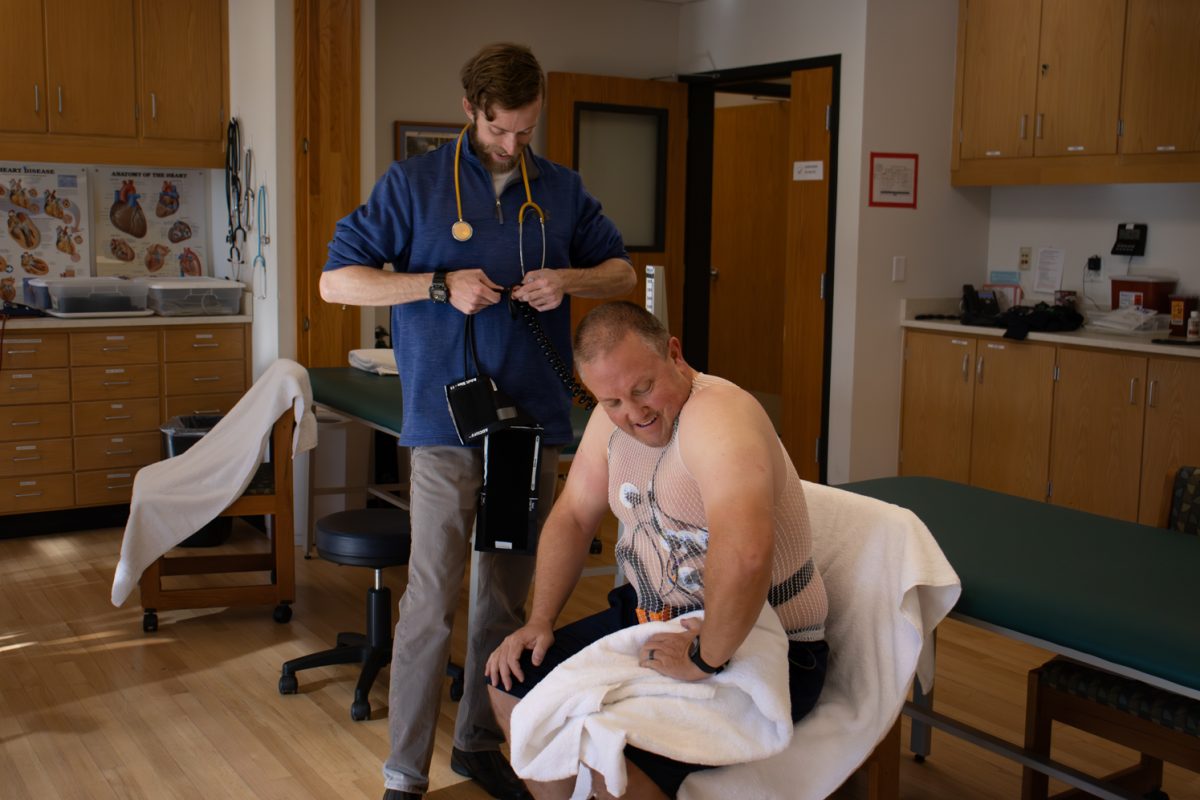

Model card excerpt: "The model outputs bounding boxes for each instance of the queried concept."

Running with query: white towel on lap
[110,359,317,607]
[511,602,793,800]
[678,481,961,800]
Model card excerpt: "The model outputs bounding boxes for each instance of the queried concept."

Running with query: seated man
[486,301,830,799]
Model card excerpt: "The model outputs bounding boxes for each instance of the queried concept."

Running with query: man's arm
[641,387,778,679]
[320,266,504,314]
[510,258,636,311]
[484,408,615,690]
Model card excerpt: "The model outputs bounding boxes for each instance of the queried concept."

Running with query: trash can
[161,415,233,547]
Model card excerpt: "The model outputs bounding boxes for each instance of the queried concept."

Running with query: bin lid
[142,277,244,290]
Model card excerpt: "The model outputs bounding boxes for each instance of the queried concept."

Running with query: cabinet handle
[101,346,129,352]
[102,380,132,387]
[1019,114,1027,140]
[150,92,157,120]
[976,355,984,384]
[106,483,133,491]
[8,385,37,392]
[6,349,36,355]
[104,414,132,421]
[12,455,42,462]
[105,448,134,456]
[961,353,969,382]
[192,376,221,382]
[34,84,40,113]
[192,408,221,415]
[1035,113,1043,140]
[1128,377,1138,405]
[57,85,63,114]
[192,343,220,349]
[15,491,43,498]
[1147,379,1157,408]
[10,420,40,427]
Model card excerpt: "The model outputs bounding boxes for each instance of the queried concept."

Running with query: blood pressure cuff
[476,424,543,555]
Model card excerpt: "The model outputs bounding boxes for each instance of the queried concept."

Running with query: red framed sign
[868,152,918,209]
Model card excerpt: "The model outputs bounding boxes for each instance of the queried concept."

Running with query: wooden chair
[138,410,296,632]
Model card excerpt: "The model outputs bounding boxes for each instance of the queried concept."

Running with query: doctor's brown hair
[460,43,546,120]
[574,301,670,365]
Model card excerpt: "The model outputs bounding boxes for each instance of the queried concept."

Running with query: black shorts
[499,584,829,797]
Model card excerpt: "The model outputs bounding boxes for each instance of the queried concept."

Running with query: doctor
[321,42,635,800]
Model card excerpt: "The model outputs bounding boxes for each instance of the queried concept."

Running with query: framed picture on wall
[394,121,461,161]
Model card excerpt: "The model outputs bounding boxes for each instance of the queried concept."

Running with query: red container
[1110,276,1177,313]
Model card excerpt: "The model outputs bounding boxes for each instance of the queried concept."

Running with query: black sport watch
[688,635,728,675]
[429,270,449,304]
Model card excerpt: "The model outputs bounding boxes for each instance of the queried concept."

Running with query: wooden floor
[0,519,1196,800]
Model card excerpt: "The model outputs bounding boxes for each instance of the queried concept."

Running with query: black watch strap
[430,270,449,303]
[689,635,728,675]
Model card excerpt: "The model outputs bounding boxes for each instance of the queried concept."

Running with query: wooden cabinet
[1048,347,1146,521]
[1119,0,1200,155]
[899,331,1054,501]
[0,0,227,167]
[951,0,1200,184]
[1138,357,1200,525]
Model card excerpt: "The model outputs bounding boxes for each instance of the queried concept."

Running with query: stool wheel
[273,603,292,623]
[350,699,371,721]
[450,676,464,702]
[279,674,298,694]
[1144,791,1168,800]
[912,754,925,764]
[142,611,158,633]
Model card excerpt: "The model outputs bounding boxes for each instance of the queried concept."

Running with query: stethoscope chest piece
[451,220,473,242]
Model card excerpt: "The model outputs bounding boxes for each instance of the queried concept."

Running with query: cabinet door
[958,0,1041,159]
[899,332,976,482]
[1119,0,1200,155]
[0,0,48,133]
[44,0,136,137]
[968,340,1055,500]
[1049,348,1146,520]
[1138,357,1200,525]
[139,0,225,142]
[1035,0,1126,156]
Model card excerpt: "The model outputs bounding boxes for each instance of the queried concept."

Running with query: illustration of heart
[7,179,39,214]
[167,220,192,243]
[7,210,41,249]
[43,190,66,220]
[178,247,202,276]
[56,226,77,256]
[110,238,135,262]
[20,252,48,275]
[145,243,170,272]
[110,180,148,238]
[156,181,180,218]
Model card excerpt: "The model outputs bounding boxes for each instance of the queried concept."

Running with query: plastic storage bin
[145,277,243,316]
[24,277,50,310]
[160,415,233,547]
[45,277,149,314]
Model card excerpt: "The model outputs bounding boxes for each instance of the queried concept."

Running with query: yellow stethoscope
[452,124,546,275]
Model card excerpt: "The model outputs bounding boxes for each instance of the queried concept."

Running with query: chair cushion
[1040,658,1200,738]
[315,508,412,568]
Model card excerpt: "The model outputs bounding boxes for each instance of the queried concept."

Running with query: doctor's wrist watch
[688,635,728,675]
[429,270,449,304]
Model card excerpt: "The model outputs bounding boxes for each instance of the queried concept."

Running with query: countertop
[901,298,1200,360]
[2,314,252,331]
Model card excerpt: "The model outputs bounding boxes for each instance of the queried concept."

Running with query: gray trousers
[383,444,561,793]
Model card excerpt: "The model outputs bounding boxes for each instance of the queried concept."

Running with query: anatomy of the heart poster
[93,168,208,279]
[0,163,91,305]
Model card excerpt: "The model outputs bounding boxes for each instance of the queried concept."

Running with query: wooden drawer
[165,392,243,417]
[0,404,72,442]
[72,364,160,402]
[0,473,74,513]
[0,438,73,478]
[164,328,246,362]
[75,468,139,506]
[73,398,160,436]
[75,432,161,471]
[70,331,159,366]
[2,334,69,369]
[164,360,245,396]
[0,369,71,405]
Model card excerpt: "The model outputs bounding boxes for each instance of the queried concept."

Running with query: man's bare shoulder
[680,378,767,426]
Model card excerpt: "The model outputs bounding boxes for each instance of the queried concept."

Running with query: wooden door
[0,0,47,133]
[1119,0,1200,155]
[294,0,361,368]
[1035,0,1126,156]
[139,0,226,143]
[780,67,833,481]
[1138,357,1200,525]
[545,73,687,342]
[899,332,976,483]
[1048,347,1146,521]
[708,102,789,411]
[957,0,1041,160]
[44,0,136,137]
[968,340,1055,500]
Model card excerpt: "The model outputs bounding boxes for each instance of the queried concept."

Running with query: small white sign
[793,160,824,181]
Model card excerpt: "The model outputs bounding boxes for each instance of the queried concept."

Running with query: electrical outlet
[1019,246,1032,270]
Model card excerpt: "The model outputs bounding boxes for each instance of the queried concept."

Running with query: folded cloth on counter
[678,481,961,800]
[111,359,317,607]
[510,603,792,800]
[348,348,398,375]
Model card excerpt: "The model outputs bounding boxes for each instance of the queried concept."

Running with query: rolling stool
[278,508,465,720]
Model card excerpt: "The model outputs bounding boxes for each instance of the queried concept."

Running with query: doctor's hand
[485,619,555,692]
[638,617,707,681]
[511,269,566,311]
[446,269,503,315]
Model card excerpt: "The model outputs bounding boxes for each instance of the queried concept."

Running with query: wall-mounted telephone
[1111,223,1147,257]
[962,284,1000,324]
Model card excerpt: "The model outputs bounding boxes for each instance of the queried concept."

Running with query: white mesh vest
[606,373,828,641]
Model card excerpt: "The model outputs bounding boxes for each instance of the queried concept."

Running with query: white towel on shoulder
[110,359,316,607]
[510,602,792,800]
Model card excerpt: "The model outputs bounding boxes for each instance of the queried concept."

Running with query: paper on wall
[1032,247,1065,294]
[92,168,209,279]
[0,162,91,305]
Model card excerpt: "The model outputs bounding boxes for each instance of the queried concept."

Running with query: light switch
[892,256,906,282]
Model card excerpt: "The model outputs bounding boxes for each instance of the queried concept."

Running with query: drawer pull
[192,376,221,382]
[102,381,132,387]
[105,448,134,456]
[15,491,43,498]
[10,420,40,427]
[12,455,41,462]
[192,408,220,414]
[192,343,220,349]
[5,349,36,355]
[104,415,132,421]
[101,346,129,352]
[8,386,38,392]
[106,483,133,491]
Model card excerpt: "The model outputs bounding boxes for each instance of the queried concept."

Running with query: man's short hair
[574,301,670,364]
[460,43,546,120]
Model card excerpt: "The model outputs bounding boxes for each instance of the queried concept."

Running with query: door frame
[678,56,841,482]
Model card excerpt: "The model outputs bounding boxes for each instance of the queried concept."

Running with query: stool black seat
[278,508,464,721]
